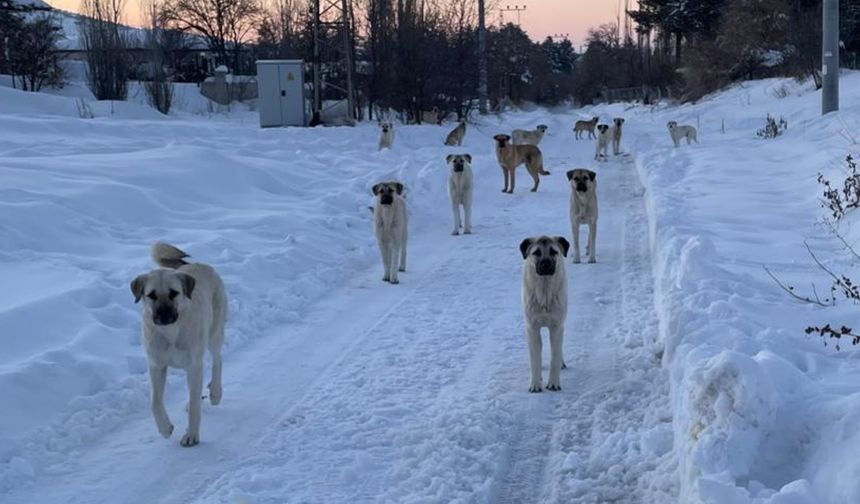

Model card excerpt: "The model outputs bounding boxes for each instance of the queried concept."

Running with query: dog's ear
[446,154,455,164]
[566,170,575,181]
[587,170,596,181]
[464,154,472,163]
[371,183,383,195]
[177,272,196,300]
[367,206,374,214]
[130,274,148,303]
[394,182,404,195]
[519,238,533,260]
[555,237,570,257]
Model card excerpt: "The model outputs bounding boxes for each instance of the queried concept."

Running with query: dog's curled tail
[151,241,190,269]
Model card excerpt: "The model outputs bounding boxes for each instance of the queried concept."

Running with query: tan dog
[130,242,228,447]
[512,124,548,146]
[667,121,698,147]
[378,121,395,150]
[447,154,473,235]
[567,169,598,264]
[444,120,467,146]
[611,117,625,155]
[520,235,570,392]
[372,181,408,284]
[421,106,440,125]
[594,124,611,161]
[493,134,550,193]
[574,116,599,139]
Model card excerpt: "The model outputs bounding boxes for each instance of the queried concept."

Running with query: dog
[512,124,548,146]
[610,117,625,155]
[378,121,395,150]
[445,120,467,146]
[574,116,599,140]
[567,169,598,264]
[130,242,228,447]
[594,124,611,161]
[493,134,550,193]
[667,121,698,147]
[422,106,440,125]
[447,154,473,235]
[372,181,408,284]
[520,235,570,392]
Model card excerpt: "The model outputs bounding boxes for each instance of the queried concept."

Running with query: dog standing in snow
[667,121,698,147]
[610,117,625,155]
[445,120,467,146]
[520,235,570,392]
[574,116,599,139]
[378,121,395,150]
[447,154,473,235]
[493,134,550,193]
[567,169,598,264]
[594,124,611,161]
[372,181,409,284]
[130,242,228,447]
[512,124,548,146]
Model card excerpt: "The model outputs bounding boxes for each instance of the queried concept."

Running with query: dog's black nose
[576,182,588,192]
[380,194,394,205]
[536,259,556,276]
[154,305,178,325]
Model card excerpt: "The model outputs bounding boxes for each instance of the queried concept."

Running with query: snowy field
[2,72,860,503]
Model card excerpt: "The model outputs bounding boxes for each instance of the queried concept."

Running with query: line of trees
[0,0,64,91]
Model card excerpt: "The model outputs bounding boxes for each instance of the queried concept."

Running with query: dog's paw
[529,383,543,393]
[464,229,472,235]
[546,382,562,391]
[180,432,199,447]
[382,275,390,282]
[452,230,460,236]
[208,383,222,406]
[398,267,406,272]
[572,257,581,264]
[389,278,400,285]
[588,257,597,264]
[158,422,174,439]
[530,188,537,193]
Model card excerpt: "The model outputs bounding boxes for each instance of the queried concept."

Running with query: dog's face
[566,169,596,193]
[536,124,548,133]
[596,124,610,136]
[379,121,393,134]
[446,154,472,173]
[667,121,677,130]
[372,181,404,206]
[520,236,570,277]
[130,269,196,326]
[494,134,512,148]
[613,117,625,127]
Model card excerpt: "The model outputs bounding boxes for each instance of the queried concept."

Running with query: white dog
[520,235,570,392]
[378,121,395,150]
[610,117,625,155]
[447,154,473,235]
[594,124,611,161]
[130,242,227,447]
[372,181,408,284]
[567,169,598,264]
[512,124,548,146]
[667,121,697,147]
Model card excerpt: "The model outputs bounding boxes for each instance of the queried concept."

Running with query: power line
[499,4,527,26]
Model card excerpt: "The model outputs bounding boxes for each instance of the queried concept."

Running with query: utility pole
[822,0,839,114]
[500,4,526,26]
[478,0,488,114]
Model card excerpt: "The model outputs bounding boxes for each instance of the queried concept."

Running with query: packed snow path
[5,118,675,503]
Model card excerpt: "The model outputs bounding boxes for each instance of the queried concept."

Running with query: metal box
[256,60,307,127]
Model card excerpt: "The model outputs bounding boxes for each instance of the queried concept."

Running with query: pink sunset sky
[45,0,619,47]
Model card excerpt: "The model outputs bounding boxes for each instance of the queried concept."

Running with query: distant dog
[667,121,697,147]
[130,242,228,447]
[567,169,598,264]
[574,116,599,139]
[447,154,473,235]
[520,235,570,392]
[494,134,550,193]
[422,106,440,125]
[512,124,548,146]
[372,181,408,284]
[378,121,395,150]
[594,124,611,161]
[611,117,625,155]
[445,120,467,146]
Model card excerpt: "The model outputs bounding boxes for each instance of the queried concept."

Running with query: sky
[45,0,620,48]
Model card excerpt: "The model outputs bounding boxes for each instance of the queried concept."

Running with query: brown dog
[574,116,599,140]
[494,134,550,193]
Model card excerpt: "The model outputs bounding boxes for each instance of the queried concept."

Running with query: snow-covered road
[2,109,676,502]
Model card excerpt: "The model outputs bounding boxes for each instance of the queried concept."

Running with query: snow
[2,71,860,502]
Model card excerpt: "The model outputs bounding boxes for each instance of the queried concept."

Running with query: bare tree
[257,0,304,59]
[140,0,179,113]
[81,0,131,100]
[7,14,64,91]
[163,0,262,72]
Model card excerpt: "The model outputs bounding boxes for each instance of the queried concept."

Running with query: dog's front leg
[501,167,509,193]
[181,362,204,447]
[450,196,461,235]
[378,236,391,282]
[509,168,516,193]
[571,221,581,264]
[588,220,597,263]
[149,365,173,438]
[547,323,564,391]
[527,323,543,392]
[463,195,472,234]
[399,225,407,272]
[389,241,401,284]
